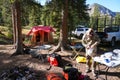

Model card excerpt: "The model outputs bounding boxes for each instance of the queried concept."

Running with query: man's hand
[86,55,91,59]
[87,45,90,49]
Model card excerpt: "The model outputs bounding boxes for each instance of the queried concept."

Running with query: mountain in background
[88,3,117,17]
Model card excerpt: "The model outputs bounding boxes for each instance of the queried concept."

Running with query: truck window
[77,28,84,31]
[85,29,88,31]
[105,27,112,32]
[104,27,119,32]
[113,27,119,32]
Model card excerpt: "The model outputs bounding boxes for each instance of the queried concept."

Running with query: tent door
[44,32,48,42]
[36,33,40,42]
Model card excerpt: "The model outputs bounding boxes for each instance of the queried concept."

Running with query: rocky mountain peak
[88,3,116,17]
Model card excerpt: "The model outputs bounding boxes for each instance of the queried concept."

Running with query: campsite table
[38,45,52,55]
[69,44,84,60]
[93,56,120,80]
[33,45,52,62]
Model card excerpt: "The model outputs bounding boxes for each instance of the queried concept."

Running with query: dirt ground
[0,44,120,80]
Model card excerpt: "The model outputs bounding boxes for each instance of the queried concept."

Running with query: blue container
[105,59,110,63]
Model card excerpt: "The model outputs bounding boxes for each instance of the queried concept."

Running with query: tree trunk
[11,0,23,56]
[50,0,68,54]
[11,2,16,45]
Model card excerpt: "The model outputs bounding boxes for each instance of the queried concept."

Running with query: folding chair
[69,43,84,60]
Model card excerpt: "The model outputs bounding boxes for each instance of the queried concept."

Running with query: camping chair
[69,43,84,60]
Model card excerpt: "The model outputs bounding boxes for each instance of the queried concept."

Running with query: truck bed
[95,32,107,42]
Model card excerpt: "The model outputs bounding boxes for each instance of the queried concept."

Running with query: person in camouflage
[82,28,100,76]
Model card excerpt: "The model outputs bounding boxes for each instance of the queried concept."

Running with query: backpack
[62,64,90,80]
[47,53,62,70]
[63,64,79,80]
[46,73,64,80]
[63,68,79,80]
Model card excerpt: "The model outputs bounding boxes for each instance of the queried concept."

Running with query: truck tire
[79,34,83,39]
[111,38,115,47]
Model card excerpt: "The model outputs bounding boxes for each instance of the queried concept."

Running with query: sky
[36,0,120,12]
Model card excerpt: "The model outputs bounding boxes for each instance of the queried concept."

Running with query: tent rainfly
[27,26,55,45]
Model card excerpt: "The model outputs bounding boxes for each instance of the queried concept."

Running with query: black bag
[47,53,62,70]
[24,48,30,54]
[63,64,79,80]
[64,68,79,80]
[63,64,90,80]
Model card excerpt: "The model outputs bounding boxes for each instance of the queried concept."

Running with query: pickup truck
[96,26,120,46]
[72,26,89,39]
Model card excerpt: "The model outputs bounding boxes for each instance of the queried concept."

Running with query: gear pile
[0,66,38,80]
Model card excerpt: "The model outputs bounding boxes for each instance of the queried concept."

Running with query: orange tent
[27,26,55,45]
